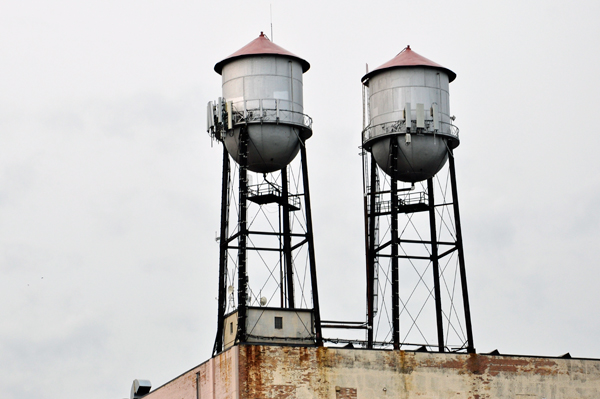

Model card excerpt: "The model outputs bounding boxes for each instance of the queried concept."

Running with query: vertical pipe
[390,139,400,350]
[362,81,372,347]
[366,153,377,348]
[428,177,445,352]
[236,126,249,344]
[281,167,295,308]
[448,151,475,353]
[213,145,230,356]
[362,149,369,337]
[300,140,322,346]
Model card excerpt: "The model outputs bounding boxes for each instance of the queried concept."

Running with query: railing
[231,99,312,130]
[368,192,428,214]
[248,183,301,209]
[362,119,459,143]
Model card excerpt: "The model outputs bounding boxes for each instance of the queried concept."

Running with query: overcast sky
[1,0,600,398]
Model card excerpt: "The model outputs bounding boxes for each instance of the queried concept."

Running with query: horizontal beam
[322,325,368,330]
[246,231,306,238]
[228,246,282,252]
[377,254,431,260]
[399,239,456,246]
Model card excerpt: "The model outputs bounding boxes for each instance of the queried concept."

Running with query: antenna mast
[270,4,273,42]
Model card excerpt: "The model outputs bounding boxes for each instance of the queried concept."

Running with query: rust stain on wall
[335,387,357,399]
[240,345,269,398]
[269,384,296,398]
[396,349,415,374]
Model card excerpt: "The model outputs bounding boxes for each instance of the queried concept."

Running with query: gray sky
[1,0,599,398]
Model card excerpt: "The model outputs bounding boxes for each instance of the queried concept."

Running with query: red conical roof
[214,32,310,75]
[362,45,456,83]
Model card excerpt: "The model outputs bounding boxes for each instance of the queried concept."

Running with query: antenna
[362,63,369,131]
[270,4,273,42]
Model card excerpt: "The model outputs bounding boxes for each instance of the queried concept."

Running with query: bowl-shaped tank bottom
[370,134,449,183]
[223,124,302,174]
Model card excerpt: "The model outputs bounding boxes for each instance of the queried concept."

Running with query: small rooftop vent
[130,379,151,399]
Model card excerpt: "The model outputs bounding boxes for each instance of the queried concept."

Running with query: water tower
[361,46,474,353]
[207,33,322,355]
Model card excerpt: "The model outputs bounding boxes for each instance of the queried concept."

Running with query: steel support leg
[300,141,322,346]
[390,139,400,350]
[213,145,230,356]
[428,177,445,352]
[449,151,475,353]
[236,127,249,344]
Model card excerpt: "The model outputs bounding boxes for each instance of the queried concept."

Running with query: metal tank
[209,32,312,174]
[362,46,459,183]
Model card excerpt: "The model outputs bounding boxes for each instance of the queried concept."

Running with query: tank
[212,32,312,174]
[362,46,459,182]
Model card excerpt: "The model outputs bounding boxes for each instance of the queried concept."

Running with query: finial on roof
[406,45,411,50]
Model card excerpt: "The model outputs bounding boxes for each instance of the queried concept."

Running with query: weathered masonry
[143,345,600,399]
